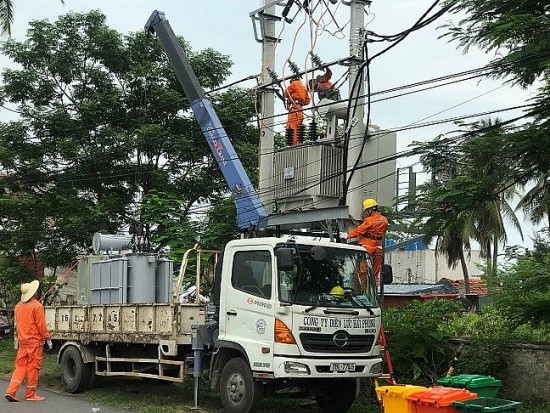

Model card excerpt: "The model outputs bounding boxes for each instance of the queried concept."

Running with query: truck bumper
[271,356,383,379]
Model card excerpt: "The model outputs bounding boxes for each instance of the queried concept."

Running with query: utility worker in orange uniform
[308,67,341,101]
[285,76,310,146]
[5,280,52,402]
[347,198,388,285]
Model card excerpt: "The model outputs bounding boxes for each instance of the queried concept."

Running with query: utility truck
[44,11,391,413]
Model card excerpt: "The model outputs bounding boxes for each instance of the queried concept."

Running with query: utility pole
[253,1,280,213]
[346,0,368,221]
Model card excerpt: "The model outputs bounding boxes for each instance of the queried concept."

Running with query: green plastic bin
[437,375,502,397]
[452,397,522,412]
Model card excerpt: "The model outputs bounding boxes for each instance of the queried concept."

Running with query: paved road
[0,379,131,413]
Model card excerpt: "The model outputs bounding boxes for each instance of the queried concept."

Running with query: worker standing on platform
[347,198,388,284]
[285,75,310,146]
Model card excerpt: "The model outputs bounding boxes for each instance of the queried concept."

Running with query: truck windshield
[277,244,378,308]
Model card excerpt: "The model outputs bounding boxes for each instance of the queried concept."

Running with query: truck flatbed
[45,303,205,346]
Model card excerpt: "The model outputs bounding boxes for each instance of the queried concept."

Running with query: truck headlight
[370,361,383,375]
[284,361,310,375]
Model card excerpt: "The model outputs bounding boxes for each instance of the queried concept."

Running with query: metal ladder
[373,326,397,404]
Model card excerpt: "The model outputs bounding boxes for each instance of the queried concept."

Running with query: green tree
[383,299,462,383]
[456,119,522,278]
[494,233,550,328]
[0,11,258,273]
[0,0,64,36]
[413,116,524,291]
[516,174,550,231]
[443,0,550,222]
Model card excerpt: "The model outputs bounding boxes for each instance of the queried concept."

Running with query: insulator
[285,128,294,146]
[310,52,323,67]
[267,67,279,83]
[309,120,318,141]
[297,124,306,144]
[287,60,300,76]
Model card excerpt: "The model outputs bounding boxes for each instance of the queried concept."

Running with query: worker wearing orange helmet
[5,280,52,402]
[347,198,388,284]
[285,76,310,146]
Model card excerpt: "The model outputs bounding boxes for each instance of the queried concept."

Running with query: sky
[1,0,542,249]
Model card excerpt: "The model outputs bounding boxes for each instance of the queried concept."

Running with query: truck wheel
[60,346,92,393]
[220,357,263,413]
[315,379,359,413]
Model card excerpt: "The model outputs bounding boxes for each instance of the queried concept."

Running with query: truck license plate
[4,329,9,334]
[330,362,355,372]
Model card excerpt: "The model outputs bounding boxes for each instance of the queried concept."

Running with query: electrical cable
[1,101,534,192]
[14,49,513,148]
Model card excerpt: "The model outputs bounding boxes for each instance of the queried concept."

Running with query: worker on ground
[285,75,310,146]
[5,280,52,402]
[308,67,340,101]
[347,199,388,284]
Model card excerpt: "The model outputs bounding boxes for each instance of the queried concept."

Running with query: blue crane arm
[145,11,268,231]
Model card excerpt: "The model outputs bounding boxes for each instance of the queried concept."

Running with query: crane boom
[145,11,268,232]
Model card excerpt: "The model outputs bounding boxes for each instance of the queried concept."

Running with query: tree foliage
[408,1,550,285]
[442,0,550,189]
[383,299,463,383]
[0,11,258,271]
[411,118,522,289]
[494,233,550,327]
[1,1,65,37]
[516,174,550,230]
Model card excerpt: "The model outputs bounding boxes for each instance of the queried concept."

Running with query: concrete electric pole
[346,0,368,221]
[253,1,279,213]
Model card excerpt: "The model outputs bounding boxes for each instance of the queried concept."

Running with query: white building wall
[385,249,483,284]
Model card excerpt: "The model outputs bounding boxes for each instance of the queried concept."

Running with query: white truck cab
[210,237,384,412]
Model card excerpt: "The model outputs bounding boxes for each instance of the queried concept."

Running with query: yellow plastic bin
[376,385,427,413]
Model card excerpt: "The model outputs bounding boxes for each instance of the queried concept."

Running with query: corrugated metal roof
[383,283,458,295]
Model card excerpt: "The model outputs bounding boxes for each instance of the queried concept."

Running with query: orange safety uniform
[6,297,50,400]
[347,211,388,284]
[285,78,310,146]
[315,67,333,99]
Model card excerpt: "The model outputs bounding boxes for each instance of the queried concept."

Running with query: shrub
[383,299,462,384]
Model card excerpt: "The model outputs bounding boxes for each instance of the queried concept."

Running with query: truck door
[219,248,275,372]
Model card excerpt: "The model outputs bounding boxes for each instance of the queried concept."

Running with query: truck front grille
[299,332,376,353]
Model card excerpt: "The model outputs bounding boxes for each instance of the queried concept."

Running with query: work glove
[45,339,53,352]
[339,232,355,244]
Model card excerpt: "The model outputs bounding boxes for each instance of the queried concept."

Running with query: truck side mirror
[381,264,393,285]
[276,248,295,271]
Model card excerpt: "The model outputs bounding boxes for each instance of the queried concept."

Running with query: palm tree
[0,0,64,36]
[434,215,473,294]
[0,0,14,36]
[516,174,550,231]
[412,176,476,294]
[468,190,522,278]
[458,118,523,279]
[414,118,523,291]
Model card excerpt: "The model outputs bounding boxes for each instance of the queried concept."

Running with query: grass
[1,337,548,413]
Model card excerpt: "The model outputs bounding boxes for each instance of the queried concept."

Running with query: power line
[1,101,534,191]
